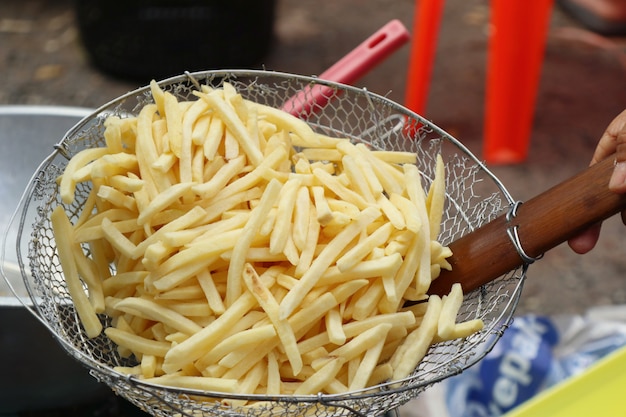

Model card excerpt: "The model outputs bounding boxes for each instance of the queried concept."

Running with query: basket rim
[7,69,524,416]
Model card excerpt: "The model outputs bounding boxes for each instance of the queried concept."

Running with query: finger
[567,223,602,254]
[609,161,626,193]
[590,109,626,166]
[570,110,626,254]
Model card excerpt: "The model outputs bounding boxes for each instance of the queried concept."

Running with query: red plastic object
[404,0,554,164]
[484,0,554,164]
[283,19,410,118]
[404,0,445,117]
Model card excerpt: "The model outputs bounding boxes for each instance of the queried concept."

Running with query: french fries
[52,81,483,404]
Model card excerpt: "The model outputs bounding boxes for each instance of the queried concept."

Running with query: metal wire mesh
[12,70,524,417]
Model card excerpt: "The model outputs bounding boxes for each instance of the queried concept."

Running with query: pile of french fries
[51,81,483,403]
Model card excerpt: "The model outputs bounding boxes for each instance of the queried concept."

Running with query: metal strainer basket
[7,70,523,417]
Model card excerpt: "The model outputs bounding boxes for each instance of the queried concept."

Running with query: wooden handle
[428,157,626,296]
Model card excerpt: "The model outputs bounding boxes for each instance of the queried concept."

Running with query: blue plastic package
[403,305,626,417]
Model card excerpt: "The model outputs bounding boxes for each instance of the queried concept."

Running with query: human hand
[568,109,626,254]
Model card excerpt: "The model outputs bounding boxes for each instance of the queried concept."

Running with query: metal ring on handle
[505,201,543,264]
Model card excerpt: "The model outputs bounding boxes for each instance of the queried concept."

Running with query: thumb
[609,161,626,193]
[609,134,626,193]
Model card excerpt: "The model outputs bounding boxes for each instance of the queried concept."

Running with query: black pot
[74,0,276,81]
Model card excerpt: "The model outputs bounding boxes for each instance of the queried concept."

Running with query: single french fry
[431,240,453,272]
[152,252,220,292]
[151,152,177,174]
[75,154,136,183]
[109,174,144,193]
[318,253,402,286]
[312,167,370,210]
[144,374,239,393]
[266,349,281,395]
[224,129,240,161]
[294,204,320,277]
[325,307,346,346]
[181,97,210,165]
[336,141,383,195]
[74,207,136,235]
[348,336,386,391]
[292,186,311,250]
[103,116,124,153]
[135,103,170,198]
[341,154,376,203]
[220,340,275,380]
[191,113,211,146]
[203,115,225,160]
[105,327,170,357]
[101,217,137,259]
[198,324,276,369]
[141,354,158,378]
[113,297,202,335]
[212,146,287,202]
[311,186,334,226]
[164,300,212,317]
[196,269,226,315]
[51,206,103,338]
[161,274,269,374]
[60,147,110,204]
[336,222,393,272]
[163,92,184,159]
[352,279,385,321]
[298,311,415,355]
[226,178,282,307]
[149,79,166,117]
[102,271,149,296]
[269,177,301,255]
[293,357,345,395]
[403,164,432,296]
[246,100,320,147]
[391,295,442,382]
[355,143,404,195]
[152,118,168,155]
[132,205,206,259]
[427,154,446,240]
[312,323,391,371]
[97,185,137,211]
[371,150,417,165]
[389,193,421,234]
[71,243,105,313]
[243,263,302,376]
[437,283,464,340]
[327,198,360,220]
[136,182,194,226]
[233,361,266,406]
[192,155,246,199]
[433,318,484,343]
[245,104,262,152]
[300,147,343,162]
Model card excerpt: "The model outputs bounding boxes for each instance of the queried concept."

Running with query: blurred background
[0,1,625,416]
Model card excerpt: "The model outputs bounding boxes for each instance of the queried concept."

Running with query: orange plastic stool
[405,0,554,164]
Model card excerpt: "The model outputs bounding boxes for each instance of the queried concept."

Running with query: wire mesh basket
[7,70,523,417]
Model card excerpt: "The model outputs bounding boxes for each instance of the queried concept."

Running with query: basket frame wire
[5,70,525,417]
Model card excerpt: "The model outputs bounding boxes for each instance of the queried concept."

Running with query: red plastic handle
[282,19,410,118]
